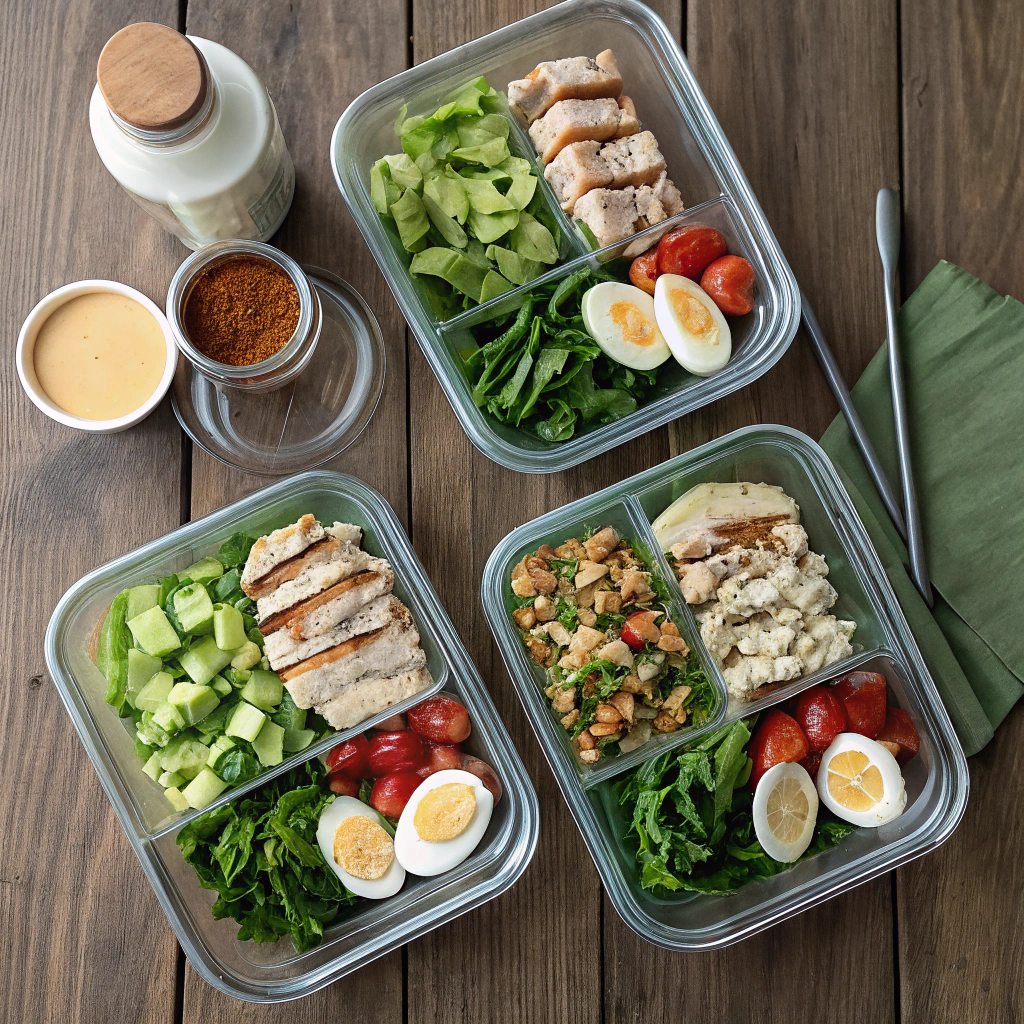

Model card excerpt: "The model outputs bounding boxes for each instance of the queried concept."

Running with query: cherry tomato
[748,709,810,790]
[700,255,755,315]
[327,772,360,797]
[628,249,659,295]
[460,754,503,804]
[408,695,471,744]
[656,225,727,280]
[367,729,427,776]
[372,712,408,731]
[416,742,463,777]
[326,733,371,778]
[619,610,659,651]
[370,771,422,818]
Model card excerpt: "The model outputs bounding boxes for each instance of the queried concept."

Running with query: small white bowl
[16,279,178,433]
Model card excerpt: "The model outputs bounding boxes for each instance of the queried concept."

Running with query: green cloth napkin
[820,260,1024,755]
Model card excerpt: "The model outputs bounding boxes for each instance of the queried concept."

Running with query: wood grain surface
[3,0,1021,1020]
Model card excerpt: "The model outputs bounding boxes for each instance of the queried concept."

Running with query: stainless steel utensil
[876,187,934,607]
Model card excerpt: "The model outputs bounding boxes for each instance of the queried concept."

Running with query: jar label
[249,154,295,236]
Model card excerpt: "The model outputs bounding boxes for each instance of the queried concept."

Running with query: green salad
[615,719,855,894]
[371,76,561,318]
[97,533,331,813]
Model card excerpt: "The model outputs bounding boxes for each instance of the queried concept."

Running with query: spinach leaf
[218,534,256,569]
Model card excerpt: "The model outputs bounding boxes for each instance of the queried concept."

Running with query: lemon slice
[752,761,818,862]
[817,732,906,827]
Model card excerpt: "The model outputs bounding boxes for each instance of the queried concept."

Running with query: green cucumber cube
[193,700,234,738]
[225,701,266,743]
[142,752,163,781]
[158,736,210,779]
[151,701,185,736]
[158,770,185,789]
[225,668,252,687]
[283,727,316,753]
[127,606,181,658]
[135,671,174,713]
[182,768,230,809]
[251,720,285,767]
[213,603,246,651]
[240,669,283,712]
[164,786,190,812]
[125,584,161,622]
[167,682,219,726]
[180,556,224,584]
[173,583,215,635]
[178,635,234,686]
[126,649,164,707]
[210,674,232,697]
[229,641,262,671]
[136,713,171,749]
[206,734,236,767]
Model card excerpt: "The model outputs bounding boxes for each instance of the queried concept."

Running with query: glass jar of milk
[90,22,294,250]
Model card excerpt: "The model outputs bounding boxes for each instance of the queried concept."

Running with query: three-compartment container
[45,472,539,1000]
[483,425,968,947]
[332,0,801,473]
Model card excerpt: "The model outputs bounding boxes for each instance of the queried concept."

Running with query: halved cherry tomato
[629,249,659,295]
[620,610,659,650]
[416,742,464,777]
[370,771,422,818]
[792,685,848,752]
[875,706,920,765]
[656,225,727,280]
[367,729,426,776]
[373,712,408,731]
[326,733,371,778]
[460,754,503,804]
[327,772,360,797]
[832,672,887,739]
[700,255,755,315]
[408,696,471,744]
[748,709,810,790]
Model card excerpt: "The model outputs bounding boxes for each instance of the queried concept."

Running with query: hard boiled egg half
[394,769,494,876]
[654,274,732,375]
[817,732,907,827]
[317,795,406,898]
[581,282,671,370]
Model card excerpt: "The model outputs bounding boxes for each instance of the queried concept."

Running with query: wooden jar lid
[97,22,208,132]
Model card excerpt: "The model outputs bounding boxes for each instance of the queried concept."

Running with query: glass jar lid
[170,266,385,474]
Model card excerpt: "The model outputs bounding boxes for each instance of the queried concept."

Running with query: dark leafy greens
[177,760,357,953]
[615,720,856,894]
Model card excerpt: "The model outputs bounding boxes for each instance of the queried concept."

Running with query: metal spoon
[875,187,934,607]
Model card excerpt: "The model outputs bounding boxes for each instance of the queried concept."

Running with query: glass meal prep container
[331,0,801,473]
[45,472,539,1000]
[482,425,968,947]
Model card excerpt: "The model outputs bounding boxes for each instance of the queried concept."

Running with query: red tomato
[832,672,888,739]
[408,696,471,744]
[792,686,848,752]
[327,772,360,797]
[875,706,920,765]
[367,729,426,776]
[619,611,651,651]
[748,709,810,790]
[628,249,659,295]
[656,225,727,280]
[460,754,503,804]
[373,712,408,731]
[370,771,422,819]
[699,255,756,315]
[416,742,464,777]
[326,733,371,778]
[799,750,822,782]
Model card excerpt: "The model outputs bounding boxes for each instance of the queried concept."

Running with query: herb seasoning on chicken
[509,525,714,764]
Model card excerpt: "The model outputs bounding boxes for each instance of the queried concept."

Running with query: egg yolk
[669,289,719,344]
[413,783,477,843]
[334,816,395,880]
[826,750,886,812]
[609,301,658,346]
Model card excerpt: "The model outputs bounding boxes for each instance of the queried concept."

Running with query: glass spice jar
[166,240,321,392]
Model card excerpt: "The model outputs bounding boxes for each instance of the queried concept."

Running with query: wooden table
[4,0,1022,1020]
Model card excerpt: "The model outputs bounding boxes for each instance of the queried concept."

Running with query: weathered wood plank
[0,2,184,1022]
[181,0,408,1016]
[898,1,1024,1019]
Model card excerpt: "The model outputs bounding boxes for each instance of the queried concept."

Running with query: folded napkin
[820,260,1024,755]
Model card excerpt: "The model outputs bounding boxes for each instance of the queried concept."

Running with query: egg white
[394,769,494,877]
[653,274,732,375]
[817,732,907,828]
[316,795,406,899]
[581,282,671,370]
[752,760,819,863]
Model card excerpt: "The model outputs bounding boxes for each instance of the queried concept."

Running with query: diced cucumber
[225,668,251,687]
[158,736,210,779]
[135,671,174,713]
[126,650,164,707]
[193,700,234,738]
[158,770,185,789]
[182,768,230,809]
[229,641,262,671]
[142,752,163,781]
[164,786,190,812]
[173,583,215,635]
[136,713,171,749]
[127,606,181,658]
[206,734,236,767]
[180,556,224,585]
[210,674,232,697]
[260,657,271,671]
[225,701,266,743]
[151,701,185,736]
[167,682,219,726]
[251,720,285,766]
[240,669,283,712]
[178,635,234,686]
[283,727,316,753]
[125,584,161,622]
[213,603,246,652]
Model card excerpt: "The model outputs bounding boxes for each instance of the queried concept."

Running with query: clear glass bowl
[45,473,539,999]
[331,0,800,472]
[482,424,968,947]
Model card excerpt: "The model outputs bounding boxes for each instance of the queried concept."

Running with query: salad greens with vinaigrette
[614,719,855,894]
[465,265,659,442]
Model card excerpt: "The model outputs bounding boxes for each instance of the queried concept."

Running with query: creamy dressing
[32,293,166,420]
